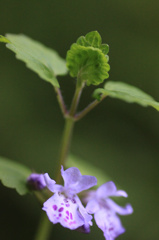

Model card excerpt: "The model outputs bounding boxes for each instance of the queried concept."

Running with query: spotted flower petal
[43,192,92,230]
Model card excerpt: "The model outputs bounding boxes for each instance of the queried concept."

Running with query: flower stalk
[34,212,52,240]
[54,87,68,116]
[55,116,75,184]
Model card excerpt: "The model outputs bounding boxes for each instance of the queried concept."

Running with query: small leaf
[0,157,31,195]
[1,34,68,87]
[67,44,110,86]
[85,31,102,48]
[66,31,110,86]
[76,36,90,47]
[93,81,159,111]
[66,155,110,187]
[100,44,109,55]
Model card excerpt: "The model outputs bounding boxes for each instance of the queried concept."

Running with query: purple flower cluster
[28,167,133,240]
[84,181,133,240]
[42,166,96,231]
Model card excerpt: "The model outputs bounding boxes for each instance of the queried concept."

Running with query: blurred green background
[0,0,159,239]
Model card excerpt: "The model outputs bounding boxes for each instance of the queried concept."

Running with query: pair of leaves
[93,81,159,111]
[0,34,68,88]
[66,31,110,86]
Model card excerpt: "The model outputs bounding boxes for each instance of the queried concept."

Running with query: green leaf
[100,44,109,55]
[76,36,90,47]
[66,31,110,86]
[93,81,159,111]
[85,31,102,48]
[0,157,31,195]
[66,154,110,187]
[1,34,68,87]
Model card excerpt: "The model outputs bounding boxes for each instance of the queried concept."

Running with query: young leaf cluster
[66,31,110,86]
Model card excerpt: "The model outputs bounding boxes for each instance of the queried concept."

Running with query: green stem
[54,87,68,116]
[34,212,52,240]
[69,87,83,117]
[56,81,84,183]
[56,116,75,183]
[69,77,84,117]
[74,94,106,121]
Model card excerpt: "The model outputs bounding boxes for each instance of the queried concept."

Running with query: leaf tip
[0,35,11,43]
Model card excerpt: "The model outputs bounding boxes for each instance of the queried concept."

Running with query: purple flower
[27,173,46,190]
[42,166,97,230]
[85,181,133,240]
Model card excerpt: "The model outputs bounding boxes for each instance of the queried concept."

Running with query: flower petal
[107,198,133,215]
[43,173,56,191]
[74,175,97,194]
[94,209,125,240]
[75,195,93,224]
[43,192,89,230]
[86,199,100,214]
[116,190,128,197]
[61,166,97,194]
[27,173,46,190]
[96,182,128,199]
[61,166,81,188]
[44,173,64,193]
[96,182,117,198]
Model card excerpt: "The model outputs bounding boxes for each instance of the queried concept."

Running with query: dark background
[0,0,159,239]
